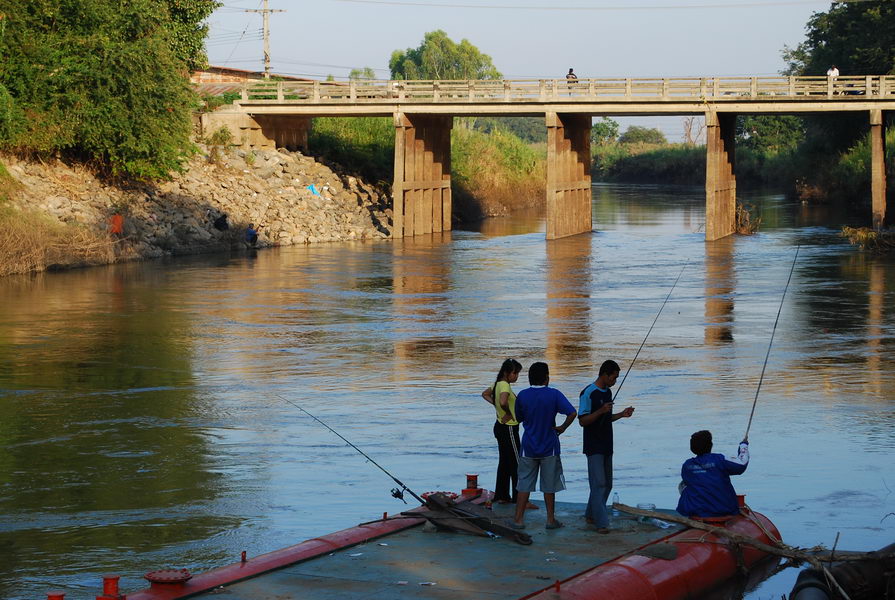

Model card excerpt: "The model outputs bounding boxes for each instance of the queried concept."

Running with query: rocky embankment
[4,145,393,263]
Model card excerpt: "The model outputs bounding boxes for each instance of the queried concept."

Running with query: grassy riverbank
[0,162,117,276]
[309,117,545,222]
[592,129,895,199]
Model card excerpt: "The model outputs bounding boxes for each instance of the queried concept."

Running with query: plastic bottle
[611,492,620,516]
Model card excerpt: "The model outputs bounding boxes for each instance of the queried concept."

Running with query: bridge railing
[238,76,895,104]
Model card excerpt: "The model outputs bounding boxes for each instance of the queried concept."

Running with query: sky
[204,0,835,141]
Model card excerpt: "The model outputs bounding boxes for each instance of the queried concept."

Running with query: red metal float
[522,507,781,600]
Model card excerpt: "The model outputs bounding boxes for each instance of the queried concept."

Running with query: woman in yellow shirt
[482,358,528,505]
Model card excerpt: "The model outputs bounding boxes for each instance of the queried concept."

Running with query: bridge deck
[235,76,895,115]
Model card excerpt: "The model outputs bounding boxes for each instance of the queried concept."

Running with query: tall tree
[162,0,221,71]
[782,2,895,76]
[389,30,501,80]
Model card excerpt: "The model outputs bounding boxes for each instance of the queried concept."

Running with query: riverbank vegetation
[0,162,116,276]
[841,226,895,252]
[309,115,545,221]
[0,0,218,179]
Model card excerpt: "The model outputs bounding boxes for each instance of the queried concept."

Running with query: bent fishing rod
[273,393,425,505]
[743,246,800,442]
[613,262,687,401]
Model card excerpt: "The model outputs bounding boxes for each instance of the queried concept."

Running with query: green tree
[473,117,546,144]
[0,0,199,178]
[736,115,804,153]
[591,117,620,146]
[618,126,666,145]
[782,2,895,76]
[349,67,377,81]
[162,0,221,71]
[389,30,501,80]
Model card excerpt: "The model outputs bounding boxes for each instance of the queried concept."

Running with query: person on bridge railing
[826,65,840,78]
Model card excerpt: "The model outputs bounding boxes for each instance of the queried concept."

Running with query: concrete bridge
[203,76,895,241]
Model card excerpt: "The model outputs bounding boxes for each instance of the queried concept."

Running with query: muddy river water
[1,183,893,599]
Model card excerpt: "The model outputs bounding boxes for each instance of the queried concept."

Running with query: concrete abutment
[870,109,888,230]
[546,113,593,240]
[705,111,737,242]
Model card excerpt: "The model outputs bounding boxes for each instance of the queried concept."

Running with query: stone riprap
[3,146,393,262]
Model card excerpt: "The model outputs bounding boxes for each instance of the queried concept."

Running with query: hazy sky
[205,0,834,139]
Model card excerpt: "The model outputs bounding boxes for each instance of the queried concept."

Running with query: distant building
[192,66,313,152]
[190,66,313,95]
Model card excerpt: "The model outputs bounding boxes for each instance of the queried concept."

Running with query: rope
[614,262,687,400]
[743,246,800,441]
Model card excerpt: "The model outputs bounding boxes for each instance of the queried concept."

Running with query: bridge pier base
[870,109,888,230]
[705,111,737,241]
[393,113,452,238]
[546,112,592,240]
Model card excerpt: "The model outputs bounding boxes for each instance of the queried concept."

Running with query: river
[1,183,893,600]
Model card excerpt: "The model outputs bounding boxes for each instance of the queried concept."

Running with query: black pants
[493,421,521,503]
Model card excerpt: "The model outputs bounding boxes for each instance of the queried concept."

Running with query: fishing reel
[391,487,407,503]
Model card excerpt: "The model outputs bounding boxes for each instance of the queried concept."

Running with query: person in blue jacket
[676,430,749,518]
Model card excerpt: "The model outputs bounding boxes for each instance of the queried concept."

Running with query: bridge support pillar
[870,109,888,230]
[393,113,452,238]
[546,112,592,240]
[705,111,737,241]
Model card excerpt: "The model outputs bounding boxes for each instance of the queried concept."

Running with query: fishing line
[743,245,800,441]
[614,261,687,401]
[272,393,425,504]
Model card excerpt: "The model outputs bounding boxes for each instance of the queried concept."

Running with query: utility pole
[245,0,285,79]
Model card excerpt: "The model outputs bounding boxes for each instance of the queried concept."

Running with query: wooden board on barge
[202,501,684,599]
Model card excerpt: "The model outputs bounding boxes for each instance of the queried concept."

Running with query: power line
[333,0,863,9]
[245,0,286,78]
[221,0,262,67]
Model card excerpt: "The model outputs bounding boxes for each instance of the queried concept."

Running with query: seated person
[245,223,262,247]
[676,430,749,518]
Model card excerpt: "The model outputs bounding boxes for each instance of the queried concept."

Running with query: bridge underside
[221,104,891,241]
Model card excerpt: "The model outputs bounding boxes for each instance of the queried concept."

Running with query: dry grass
[0,204,119,276]
[736,202,761,235]
[841,226,895,252]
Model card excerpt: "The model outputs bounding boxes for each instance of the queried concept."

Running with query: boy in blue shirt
[677,430,750,518]
[511,362,577,530]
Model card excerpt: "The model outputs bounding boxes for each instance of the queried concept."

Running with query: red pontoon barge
[74,484,781,600]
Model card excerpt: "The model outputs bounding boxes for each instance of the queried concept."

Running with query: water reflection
[545,233,592,372]
[392,233,455,373]
[1,184,893,600]
[704,237,736,345]
[0,266,230,597]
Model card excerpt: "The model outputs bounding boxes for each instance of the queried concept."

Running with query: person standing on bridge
[826,65,840,78]
[566,68,578,95]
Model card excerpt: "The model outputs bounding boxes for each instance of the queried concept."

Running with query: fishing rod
[743,246,800,442]
[273,393,425,505]
[613,261,688,401]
